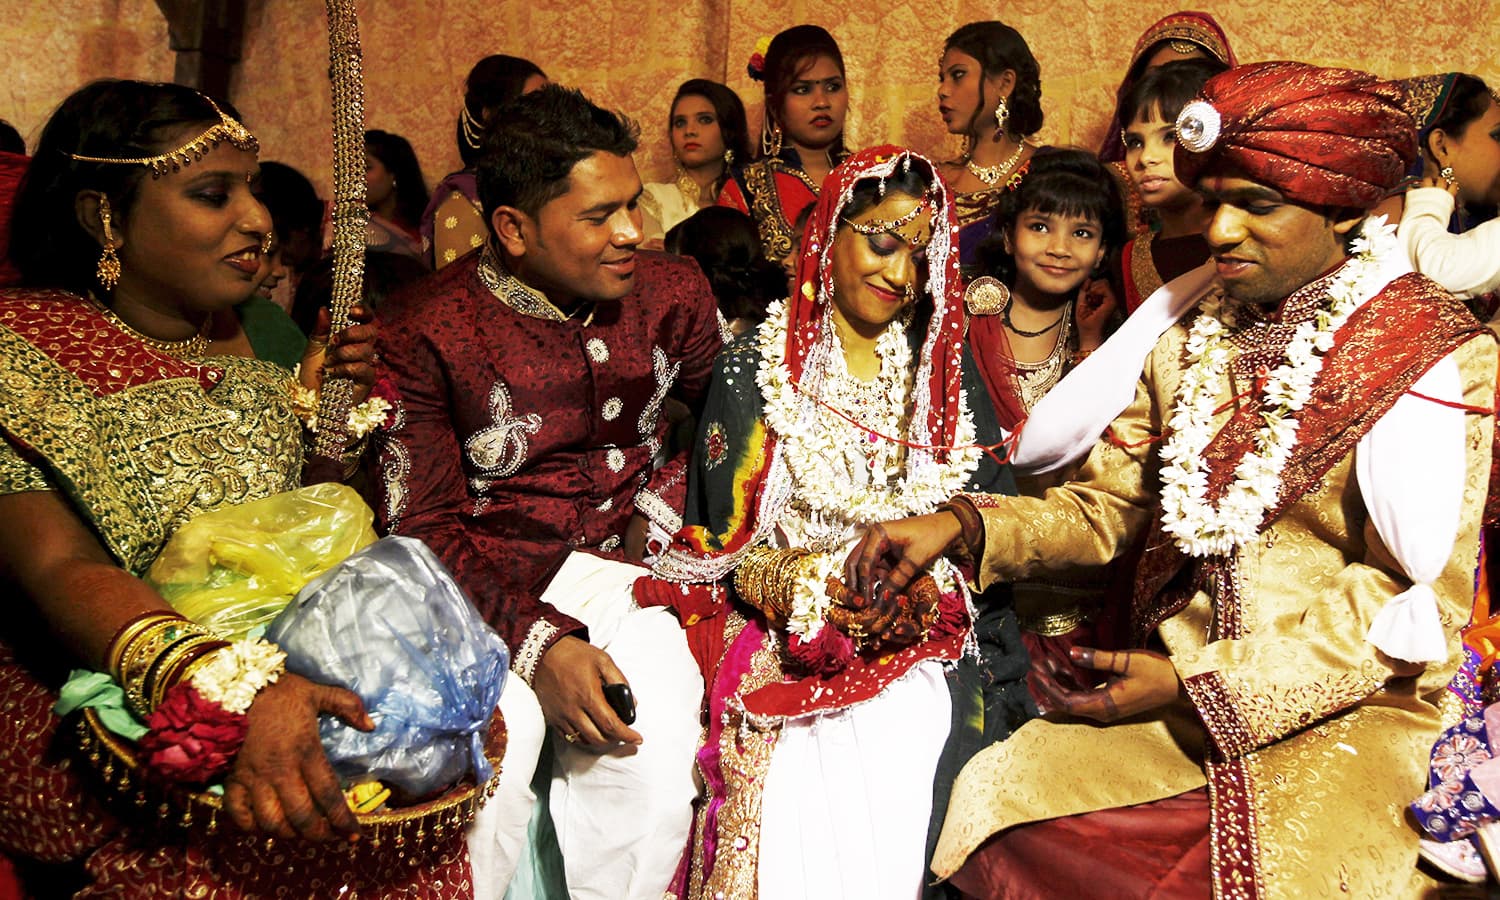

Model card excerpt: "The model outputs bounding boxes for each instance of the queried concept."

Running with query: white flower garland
[289,366,392,438]
[756,299,980,529]
[1158,218,1399,557]
[755,297,980,638]
[190,638,287,715]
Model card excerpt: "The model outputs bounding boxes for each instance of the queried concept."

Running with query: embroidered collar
[477,244,597,325]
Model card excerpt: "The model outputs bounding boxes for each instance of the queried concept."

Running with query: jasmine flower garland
[1158,217,1398,557]
[755,297,978,642]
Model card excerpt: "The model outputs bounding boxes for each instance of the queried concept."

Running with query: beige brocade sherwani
[932,324,1497,898]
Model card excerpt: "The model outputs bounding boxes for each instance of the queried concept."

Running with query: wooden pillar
[154,0,248,101]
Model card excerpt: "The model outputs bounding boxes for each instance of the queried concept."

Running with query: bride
[640,146,1014,899]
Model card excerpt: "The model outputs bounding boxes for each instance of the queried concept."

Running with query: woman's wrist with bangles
[734,544,815,624]
[105,610,285,718]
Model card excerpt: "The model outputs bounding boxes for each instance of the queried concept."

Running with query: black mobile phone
[602,682,636,725]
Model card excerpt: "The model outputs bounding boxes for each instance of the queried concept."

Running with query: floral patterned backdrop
[4,0,1498,201]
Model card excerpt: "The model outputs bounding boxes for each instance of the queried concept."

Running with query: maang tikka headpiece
[68,96,259,178]
[842,153,937,246]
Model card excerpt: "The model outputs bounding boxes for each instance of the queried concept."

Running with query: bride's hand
[825,578,899,643]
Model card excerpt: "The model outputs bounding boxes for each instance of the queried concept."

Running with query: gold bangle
[115,617,191,717]
[105,612,180,680]
[149,634,228,710]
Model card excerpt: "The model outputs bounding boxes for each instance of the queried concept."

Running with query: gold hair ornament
[68,97,258,178]
[1168,39,1201,55]
[842,199,928,237]
[460,104,485,151]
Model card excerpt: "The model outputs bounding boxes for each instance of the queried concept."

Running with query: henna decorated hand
[300,304,377,404]
[1033,646,1182,723]
[223,673,373,842]
[825,578,899,645]
[825,575,940,650]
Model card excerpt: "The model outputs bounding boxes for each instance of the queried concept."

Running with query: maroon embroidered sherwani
[373,248,721,682]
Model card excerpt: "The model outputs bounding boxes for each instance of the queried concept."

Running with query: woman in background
[665,206,782,338]
[423,55,547,268]
[719,25,850,268]
[934,21,1044,275]
[364,129,429,262]
[641,80,750,246]
[1399,73,1500,308]
[1097,11,1236,231]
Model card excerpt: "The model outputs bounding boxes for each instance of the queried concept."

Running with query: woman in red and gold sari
[642,146,1025,899]
[0,80,487,897]
[719,25,851,270]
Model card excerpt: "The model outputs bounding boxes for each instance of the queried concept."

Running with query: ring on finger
[563,731,582,744]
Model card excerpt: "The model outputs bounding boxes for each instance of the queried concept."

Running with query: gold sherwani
[932,280,1497,898]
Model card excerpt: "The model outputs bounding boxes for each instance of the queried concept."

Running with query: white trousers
[503,551,700,900]
[467,676,546,899]
[757,660,952,899]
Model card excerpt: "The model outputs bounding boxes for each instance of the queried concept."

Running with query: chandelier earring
[762,118,784,157]
[96,195,122,290]
[724,148,735,167]
[1440,165,1459,192]
[261,230,274,256]
[993,96,1010,140]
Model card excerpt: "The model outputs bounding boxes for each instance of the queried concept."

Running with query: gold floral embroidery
[1230,661,1386,749]
[0,325,300,574]
[742,160,798,265]
[695,632,784,900]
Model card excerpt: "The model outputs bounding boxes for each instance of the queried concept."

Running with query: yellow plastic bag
[147,483,378,639]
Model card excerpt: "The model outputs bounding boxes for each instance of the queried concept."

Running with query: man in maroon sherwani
[374,85,721,898]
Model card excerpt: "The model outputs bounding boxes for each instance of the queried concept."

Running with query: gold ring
[563,731,581,744]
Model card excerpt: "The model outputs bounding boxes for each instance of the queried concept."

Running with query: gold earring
[261,230,274,255]
[96,196,121,290]
[724,148,735,167]
[994,97,1010,138]
[1440,165,1459,191]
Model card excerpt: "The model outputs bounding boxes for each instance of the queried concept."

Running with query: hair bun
[746,36,771,82]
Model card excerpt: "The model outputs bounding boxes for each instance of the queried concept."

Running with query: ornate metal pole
[311,0,368,463]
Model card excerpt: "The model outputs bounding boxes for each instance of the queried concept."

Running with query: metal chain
[312,0,369,460]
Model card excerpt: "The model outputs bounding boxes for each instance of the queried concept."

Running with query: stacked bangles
[733,544,818,626]
[105,610,287,784]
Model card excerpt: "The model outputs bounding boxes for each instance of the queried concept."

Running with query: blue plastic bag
[267,535,508,798]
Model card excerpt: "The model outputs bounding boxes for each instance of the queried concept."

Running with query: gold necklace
[87,296,210,358]
[966,141,1025,188]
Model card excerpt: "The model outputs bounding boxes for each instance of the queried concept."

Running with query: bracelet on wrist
[289,368,392,440]
[137,637,288,786]
[939,496,986,560]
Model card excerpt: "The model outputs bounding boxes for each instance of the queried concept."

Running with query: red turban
[1173,61,1416,210]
